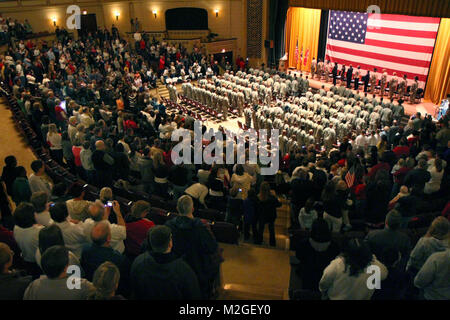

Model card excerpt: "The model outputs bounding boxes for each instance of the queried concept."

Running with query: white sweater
[319,255,388,300]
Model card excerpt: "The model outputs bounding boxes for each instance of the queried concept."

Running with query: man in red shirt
[125,201,155,258]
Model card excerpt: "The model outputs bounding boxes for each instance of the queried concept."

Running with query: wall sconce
[82,10,87,15]
[115,11,120,21]
[52,17,57,27]
[214,9,219,18]
[153,10,157,19]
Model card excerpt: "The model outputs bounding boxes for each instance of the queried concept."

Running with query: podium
[279,54,288,72]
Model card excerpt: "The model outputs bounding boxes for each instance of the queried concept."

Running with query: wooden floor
[0,97,37,177]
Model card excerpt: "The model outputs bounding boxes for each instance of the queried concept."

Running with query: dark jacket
[0,271,33,300]
[371,265,410,300]
[81,244,131,297]
[91,150,114,172]
[290,178,314,208]
[295,238,340,291]
[1,166,19,196]
[243,197,259,224]
[165,216,219,298]
[130,251,201,300]
[138,156,154,183]
[258,195,282,223]
[404,168,431,191]
[226,197,243,226]
[112,152,130,180]
[12,177,32,205]
[365,228,411,269]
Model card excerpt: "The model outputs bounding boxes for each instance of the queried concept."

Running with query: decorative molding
[246,0,262,58]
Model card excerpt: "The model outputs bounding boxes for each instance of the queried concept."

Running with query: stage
[165,75,441,137]
[287,69,439,119]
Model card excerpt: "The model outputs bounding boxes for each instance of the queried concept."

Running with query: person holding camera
[81,200,126,254]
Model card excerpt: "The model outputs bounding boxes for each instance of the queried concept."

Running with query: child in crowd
[299,197,318,231]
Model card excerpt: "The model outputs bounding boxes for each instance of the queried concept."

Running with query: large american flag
[325,10,440,87]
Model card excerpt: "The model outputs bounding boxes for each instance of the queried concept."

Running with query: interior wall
[0,0,247,58]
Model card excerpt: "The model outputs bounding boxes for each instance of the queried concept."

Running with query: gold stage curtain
[288,0,450,18]
[285,7,321,72]
[425,18,450,105]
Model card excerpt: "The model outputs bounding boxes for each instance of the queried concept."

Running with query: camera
[106,201,113,207]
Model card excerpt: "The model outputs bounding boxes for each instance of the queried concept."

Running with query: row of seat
[1,83,240,245]
[178,95,241,121]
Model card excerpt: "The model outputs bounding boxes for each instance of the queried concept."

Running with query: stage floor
[167,73,440,135]
[288,70,439,119]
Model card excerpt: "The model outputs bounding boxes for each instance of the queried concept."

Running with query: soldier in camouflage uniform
[397,74,407,101]
[370,68,378,95]
[410,76,419,104]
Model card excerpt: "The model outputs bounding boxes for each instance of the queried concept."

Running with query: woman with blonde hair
[88,261,124,300]
[99,187,113,204]
[47,123,63,164]
[407,216,449,275]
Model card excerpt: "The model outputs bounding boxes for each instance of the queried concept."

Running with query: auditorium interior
[0,0,449,302]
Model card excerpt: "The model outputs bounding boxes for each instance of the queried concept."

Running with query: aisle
[0,97,37,176]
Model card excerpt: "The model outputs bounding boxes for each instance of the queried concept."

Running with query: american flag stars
[329,10,368,44]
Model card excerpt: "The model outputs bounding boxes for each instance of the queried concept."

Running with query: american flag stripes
[345,165,356,188]
[325,10,440,88]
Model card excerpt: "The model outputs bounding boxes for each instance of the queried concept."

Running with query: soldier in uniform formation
[178,67,406,155]
[307,60,422,104]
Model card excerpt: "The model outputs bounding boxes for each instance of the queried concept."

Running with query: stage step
[155,79,171,99]
[218,283,287,300]
[236,196,291,251]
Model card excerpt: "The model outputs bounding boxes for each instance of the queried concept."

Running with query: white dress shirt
[54,220,89,258]
[28,174,52,198]
[81,219,126,253]
[13,225,44,263]
[34,210,54,227]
